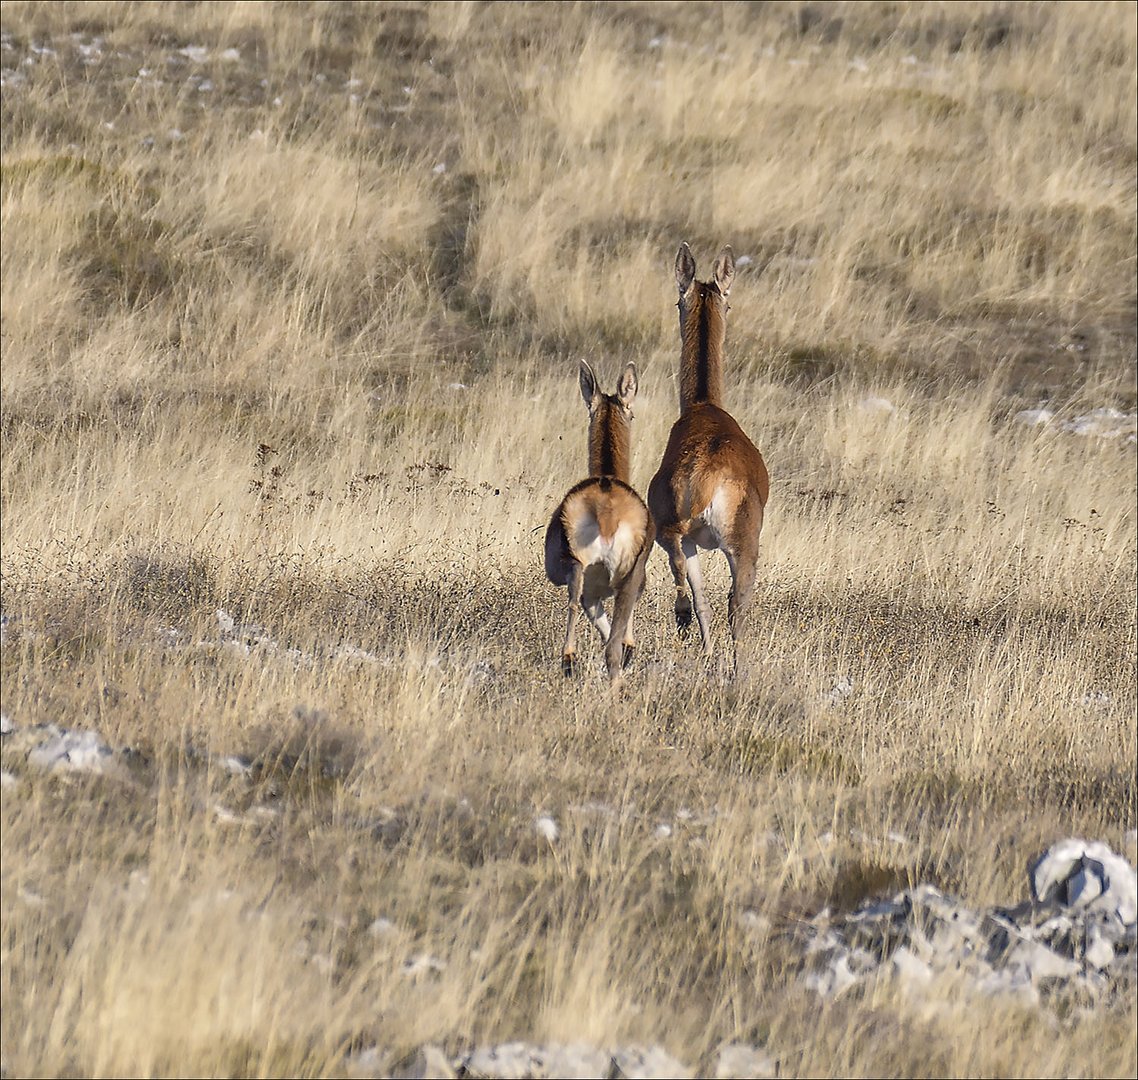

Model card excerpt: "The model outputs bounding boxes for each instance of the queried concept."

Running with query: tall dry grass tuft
[1,2,1135,1076]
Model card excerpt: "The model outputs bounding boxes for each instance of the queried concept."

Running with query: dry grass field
[1,2,1136,1076]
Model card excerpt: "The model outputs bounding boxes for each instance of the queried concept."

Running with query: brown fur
[648,243,769,661]
[545,361,654,685]
[678,284,727,412]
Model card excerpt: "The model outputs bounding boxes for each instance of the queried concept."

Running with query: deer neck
[679,286,725,412]
[588,401,631,483]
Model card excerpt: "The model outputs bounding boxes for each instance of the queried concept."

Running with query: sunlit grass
[1,2,1135,1076]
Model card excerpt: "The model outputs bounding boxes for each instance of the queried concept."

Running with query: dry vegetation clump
[1,2,1135,1077]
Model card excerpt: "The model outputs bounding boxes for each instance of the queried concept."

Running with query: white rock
[1084,842,1138,925]
[219,755,253,776]
[213,804,243,825]
[344,1045,384,1077]
[534,815,559,842]
[738,909,771,934]
[1066,864,1105,908]
[1080,690,1112,708]
[219,47,241,62]
[611,1045,692,1080]
[25,726,117,775]
[802,952,859,998]
[1,770,17,790]
[1030,839,1137,926]
[847,896,906,924]
[1033,913,1075,943]
[368,916,396,938]
[714,1043,776,1079]
[0,713,12,735]
[466,1043,545,1079]
[907,884,983,946]
[858,396,896,415]
[391,1045,456,1079]
[1004,938,1081,982]
[542,1045,613,1079]
[891,946,934,986]
[821,675,854,705]
[465,1043,609,1080]
[1084,924,1116,970]
[1061,408,1137,439]
[974,964,1039,1003]
[1015,407,1054,427]
[401,953,446,979]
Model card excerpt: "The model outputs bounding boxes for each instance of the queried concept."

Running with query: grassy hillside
[1,2,1135,1076]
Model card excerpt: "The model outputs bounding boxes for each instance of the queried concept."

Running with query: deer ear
[578,359,599,408]
[713,245,735,295]
[617,362,638,408]
[675,242,696,295]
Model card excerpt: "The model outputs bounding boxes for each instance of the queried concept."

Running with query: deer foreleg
[562,562,585,676]
[583,597,612,644]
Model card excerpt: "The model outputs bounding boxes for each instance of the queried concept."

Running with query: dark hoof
[561,654,576,677]
[621,644,635,670]
[675,606,692,633]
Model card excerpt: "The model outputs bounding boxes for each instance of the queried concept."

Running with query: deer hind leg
[605,587,631,686]
[661,531,693,633]
[724,548,756,676]
[726,549,757,645]
[610,546,650,676]
[725,500,763,669]
[682,536,715,657]
[561,562,585,676]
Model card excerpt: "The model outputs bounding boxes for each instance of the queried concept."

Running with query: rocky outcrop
[799,839,1137,1006]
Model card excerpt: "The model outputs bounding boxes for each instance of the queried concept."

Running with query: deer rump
[545,476,652,591]
[650,402,770,549]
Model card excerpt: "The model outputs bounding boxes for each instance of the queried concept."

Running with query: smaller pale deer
[545,361,654,685]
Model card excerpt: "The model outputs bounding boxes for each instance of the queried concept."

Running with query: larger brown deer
[647,243,770,662]
[545,361,654,686]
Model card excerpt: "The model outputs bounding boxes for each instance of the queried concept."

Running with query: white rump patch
[695,485,730,549]
[572,518,639,579]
